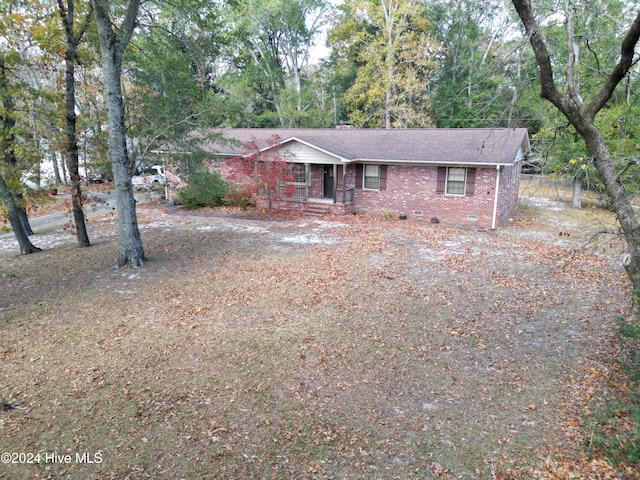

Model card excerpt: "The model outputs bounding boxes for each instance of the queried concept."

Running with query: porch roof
[201,128,530,167]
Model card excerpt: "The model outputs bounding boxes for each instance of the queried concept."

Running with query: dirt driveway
[0,198,632,479]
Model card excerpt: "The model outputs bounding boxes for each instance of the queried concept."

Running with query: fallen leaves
[0,202,636,479]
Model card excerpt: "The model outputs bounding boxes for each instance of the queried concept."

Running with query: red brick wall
[354,165,501,229]
[215,157,520,229]
[495,162,522,228]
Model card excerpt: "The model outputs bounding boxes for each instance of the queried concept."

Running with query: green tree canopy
[329,0,441,128]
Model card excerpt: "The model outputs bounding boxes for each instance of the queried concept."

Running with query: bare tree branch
[511,0,583,124]
[585,11,640,121]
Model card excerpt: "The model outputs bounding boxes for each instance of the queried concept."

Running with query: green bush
[176,171,232,210]
[222,191,254,210]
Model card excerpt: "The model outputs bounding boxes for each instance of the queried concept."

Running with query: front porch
[276,184,355,205]
[258,163,355,216]
[266,163,356,215]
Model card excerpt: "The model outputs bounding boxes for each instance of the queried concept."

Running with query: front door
[323,166,334,199]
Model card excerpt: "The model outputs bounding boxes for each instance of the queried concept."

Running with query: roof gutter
[349,158,516,168]
[491,165,501,230]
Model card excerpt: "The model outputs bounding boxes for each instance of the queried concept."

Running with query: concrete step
[303,203,331,216]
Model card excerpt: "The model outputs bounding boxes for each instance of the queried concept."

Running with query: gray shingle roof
[201,128,530,166]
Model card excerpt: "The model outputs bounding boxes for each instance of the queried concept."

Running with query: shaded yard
[0,199,633,479]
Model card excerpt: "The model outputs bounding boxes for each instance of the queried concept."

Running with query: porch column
[341,165,347,203]
[305,163,310,201]
[333,164,338,203]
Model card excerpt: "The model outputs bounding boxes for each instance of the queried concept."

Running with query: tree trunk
[17,204,33,236]
[69,176,90,247]
[511,0,640,294]
[59,0,91,248]
[571,175,582,209]
[101,59,145,267]
[1,56,33,237]
[583,127,640,290]
[52,152,63,184]
[60,153,68,185]
[0,173,41,255]
[91,0,145,267]
[383,0,395,129]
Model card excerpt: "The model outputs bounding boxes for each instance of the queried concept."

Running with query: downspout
[491,165,501,230]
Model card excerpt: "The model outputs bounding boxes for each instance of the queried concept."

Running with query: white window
[446,167,466,195]
[363,164,380,190]
[290,164,306,184]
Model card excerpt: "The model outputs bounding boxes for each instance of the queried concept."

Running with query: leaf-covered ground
[0,193,636,479]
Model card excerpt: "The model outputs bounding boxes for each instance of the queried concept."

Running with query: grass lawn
[0,197,634,479]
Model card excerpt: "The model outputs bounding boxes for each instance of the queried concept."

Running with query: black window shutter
[355,164,363,189]
[466,168,476,196]
[379,165,387,190]
[436,167,446,194]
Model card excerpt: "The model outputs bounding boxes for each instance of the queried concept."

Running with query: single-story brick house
[201,127,530,229]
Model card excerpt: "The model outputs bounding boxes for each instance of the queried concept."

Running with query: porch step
[303,203,332,216]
